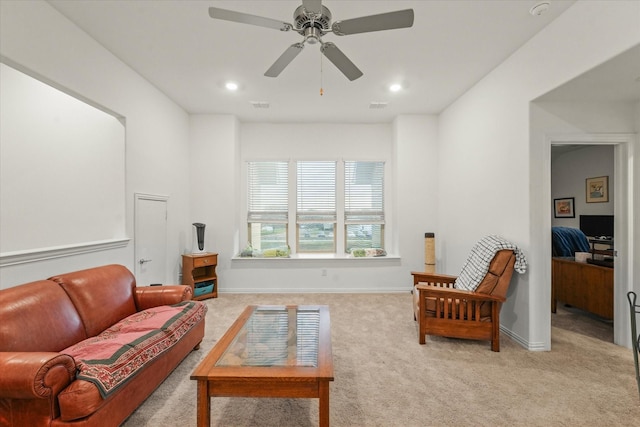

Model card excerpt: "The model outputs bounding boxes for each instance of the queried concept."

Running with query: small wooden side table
[182,253,217,300]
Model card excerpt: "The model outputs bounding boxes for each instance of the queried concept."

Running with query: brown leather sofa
[0,264,207,426]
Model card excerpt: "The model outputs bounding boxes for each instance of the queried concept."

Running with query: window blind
[344,161,385,224]
[247,161,288,223]
[296,161,336,223]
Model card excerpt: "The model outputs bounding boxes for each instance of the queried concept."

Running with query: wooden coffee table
[191,305,334,426]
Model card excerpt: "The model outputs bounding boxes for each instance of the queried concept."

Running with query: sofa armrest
[134,285,193,311]
[411,271,457,287]
[0,352,76,399]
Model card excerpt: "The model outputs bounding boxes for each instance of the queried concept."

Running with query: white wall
[438,0,640,349]
[189,116,439,292]
[532,99,638,346]
[551,145,614,229]
[0,1,190,287]
[0,63,126,253]
[541,101,637,229]
[188,114,239,284]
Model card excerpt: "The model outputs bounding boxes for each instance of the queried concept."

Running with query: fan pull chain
[320,50,324,96]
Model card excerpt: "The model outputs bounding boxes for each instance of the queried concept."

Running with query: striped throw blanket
[455,235,527,292]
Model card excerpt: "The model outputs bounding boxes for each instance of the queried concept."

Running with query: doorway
[551,144,614,342]
[134,193,168,286]
[547,133,635,348]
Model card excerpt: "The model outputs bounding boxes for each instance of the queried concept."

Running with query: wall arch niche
[0,60,128,266]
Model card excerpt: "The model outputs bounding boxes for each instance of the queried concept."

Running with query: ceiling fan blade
[331,9,414,36]
[321,42,363,81]
[264,43,305,77]
[208,7,292,31]
[302,0,323,16]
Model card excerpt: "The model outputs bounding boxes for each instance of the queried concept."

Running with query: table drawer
[193,254,217,268]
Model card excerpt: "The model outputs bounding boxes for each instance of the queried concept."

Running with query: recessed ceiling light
[529,2,551,16]
[389,83,402,92]
[225,82,238,91]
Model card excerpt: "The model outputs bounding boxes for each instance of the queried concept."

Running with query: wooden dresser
[551,257,613,320]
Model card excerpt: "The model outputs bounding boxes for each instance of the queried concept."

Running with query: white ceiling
[537,44,640,103]
[48,0,581,122]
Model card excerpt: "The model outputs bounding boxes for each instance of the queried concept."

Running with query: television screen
[579,215,614,238]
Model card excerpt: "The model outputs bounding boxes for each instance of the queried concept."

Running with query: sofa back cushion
[0,280,86,351]
[50,265,138,337]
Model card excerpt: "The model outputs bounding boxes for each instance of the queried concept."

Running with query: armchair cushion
[455,235,527,291]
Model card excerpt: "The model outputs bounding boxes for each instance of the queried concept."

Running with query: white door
[134,193,168,286]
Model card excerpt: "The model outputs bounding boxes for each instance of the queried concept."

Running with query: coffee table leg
[196,380,210,427]
[319,381,330,427]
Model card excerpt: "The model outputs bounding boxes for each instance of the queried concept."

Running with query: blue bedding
[552,226,590,257]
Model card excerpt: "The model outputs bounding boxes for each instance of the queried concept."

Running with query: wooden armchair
[411,249,516,351]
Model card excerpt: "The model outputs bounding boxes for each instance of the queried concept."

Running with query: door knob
[139,258,153,264]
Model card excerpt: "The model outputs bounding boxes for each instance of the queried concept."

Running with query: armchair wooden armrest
[415,284,506,303]
[411,271,457,287]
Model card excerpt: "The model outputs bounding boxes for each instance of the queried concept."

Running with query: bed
[551,226,613,320]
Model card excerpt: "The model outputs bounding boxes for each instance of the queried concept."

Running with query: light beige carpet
[122,293,638,426]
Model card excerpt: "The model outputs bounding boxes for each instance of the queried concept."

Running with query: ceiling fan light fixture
[209,4,414,81]
[304,27,322,44]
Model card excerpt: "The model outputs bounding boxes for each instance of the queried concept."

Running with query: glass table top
[216,306,320,367]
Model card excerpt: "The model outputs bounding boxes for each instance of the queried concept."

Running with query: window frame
[344,160,385,252]
[296,160,337,253]
[246,161,289,252]
[243,158,387,257]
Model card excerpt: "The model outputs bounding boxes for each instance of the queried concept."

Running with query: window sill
[231,253,401,267]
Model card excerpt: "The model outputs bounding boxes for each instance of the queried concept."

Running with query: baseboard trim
[218,288,413,294]
[500,324,548,351]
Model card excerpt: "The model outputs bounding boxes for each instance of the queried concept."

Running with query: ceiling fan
[208,0,414,81]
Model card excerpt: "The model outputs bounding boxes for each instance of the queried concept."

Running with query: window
[246,160,385,255]
[344,161,384,251]
[247,161,288,250]
[297,161,336,253]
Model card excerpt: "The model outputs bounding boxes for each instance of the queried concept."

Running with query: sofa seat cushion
[58,301,207,421]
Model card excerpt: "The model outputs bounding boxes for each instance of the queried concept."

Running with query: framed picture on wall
[586,176,609,203]
[554,197,575,218]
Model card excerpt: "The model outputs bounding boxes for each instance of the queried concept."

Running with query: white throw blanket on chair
[454,235,527,292]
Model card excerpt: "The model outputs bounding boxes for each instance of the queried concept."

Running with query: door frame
[134,192,169,283]
[544,133,635,348]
